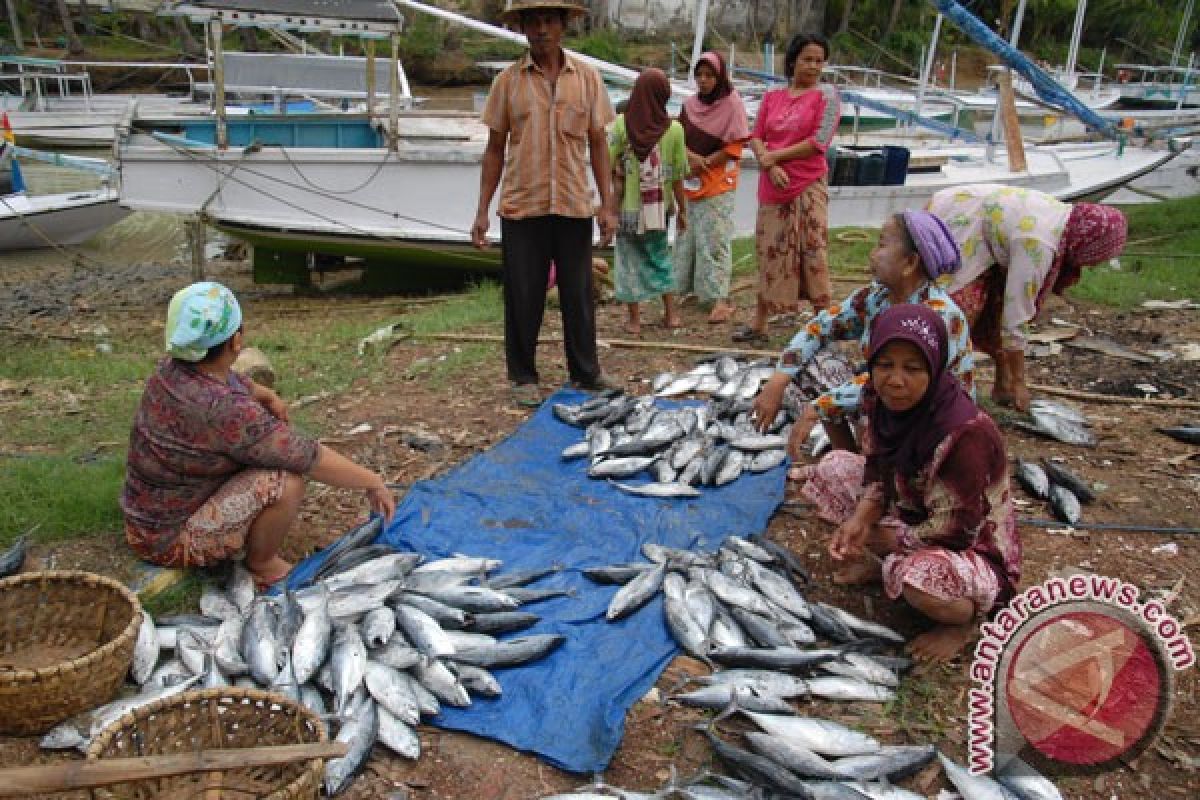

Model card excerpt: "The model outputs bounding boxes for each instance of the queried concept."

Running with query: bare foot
[707,303,734,324]
[907,623,977,662]
[623,321,642,336]
[248,555,293,590]
[832,554,882,586]
[663,314,683,329]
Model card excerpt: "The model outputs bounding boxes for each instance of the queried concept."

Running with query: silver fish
[395,604,456,658]
[469,610,541,634]
[606,562,666,621]
[292,587,332,685]
[330,624,368,714]
[656,374,701,397]
[610,480,702,498]
[674,684,794,714]
[130,611,159,686]
[814,601,905,643]
[801,675,896,703]
[582,563,654,585]
[323,692,378,797]
[730,607,792,648]
[700,569,776,618]
[212,615,248,677]
[0,534,28,578]
[269,648,300,702]
[714,449,747,486]
[749,449,788,472]
[730,432,788,452]
[996,756,1063,800]
[821,652,900,688]
[743,559,810,619]
[650,458,678,484]
[938,752,1019,800]
[81,675,202,750]
[561,440,592,460]
[454,663,503,698]
[1014,459,1050,500]
[395,592,472,628]
[241,599,280,685]
[360,606,396,648]
[651,371,676,393]
[741,710,881,757]
[397,669,441,716]
[324,553,422,590]
[663,579,709,660]
[414,657,471,707]
[413,555,501,575]
[363,660,421,725]
[450,633,566,668]
[417,585,519,613]
[227,562,256,614]
[588,455,657,479]
[147,658,192,689]
[1049,485,1082,525]
[177,626,212,677]
[834,745,937,782]
[199,585,240,620]
[743,731,850,779]
[376,706,421,759]
[372,637,422,671]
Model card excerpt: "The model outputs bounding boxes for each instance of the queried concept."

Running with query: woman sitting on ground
[121,282,396,589]
[797,304,1021,662]
[752,211,975,467]
[929,184,1127,412]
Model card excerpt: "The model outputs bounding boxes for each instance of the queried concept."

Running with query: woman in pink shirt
[735,33,841,344]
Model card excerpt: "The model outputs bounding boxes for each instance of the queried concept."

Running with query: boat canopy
[930,0,1114,136]
[163,0,404,37]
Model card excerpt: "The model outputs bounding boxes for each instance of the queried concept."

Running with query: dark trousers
[501,215,600,386]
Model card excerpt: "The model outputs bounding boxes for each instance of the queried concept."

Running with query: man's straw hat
[499,1,587,25]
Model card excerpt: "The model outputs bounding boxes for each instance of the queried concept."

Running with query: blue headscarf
[165,282,242,362]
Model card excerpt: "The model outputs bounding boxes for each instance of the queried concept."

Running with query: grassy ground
[1,194,1197,547]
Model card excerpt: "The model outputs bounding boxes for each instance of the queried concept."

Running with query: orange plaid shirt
[481,51,615,220]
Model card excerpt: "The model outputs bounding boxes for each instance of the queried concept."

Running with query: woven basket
[0,570,140,735]
[86,687,327,800]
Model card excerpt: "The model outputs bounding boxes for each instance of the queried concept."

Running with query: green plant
[569,29,626,65]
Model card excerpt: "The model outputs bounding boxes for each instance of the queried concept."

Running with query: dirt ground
[1,254,1197,799]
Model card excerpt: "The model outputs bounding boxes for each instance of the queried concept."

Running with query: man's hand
[470,209,490,250]
[597,205,617,247]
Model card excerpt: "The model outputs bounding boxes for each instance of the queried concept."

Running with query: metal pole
[366,39,377,122]
[208,18,227,150]
[1176,51,1195,111]
[914,16,941,121]
[5,0,22,52]
[950,49,957,89]
[689,0,710,89]
[1172,0,1195,68]
[1065,0,1086,78]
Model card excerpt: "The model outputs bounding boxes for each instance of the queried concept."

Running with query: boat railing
[0,60,94,111]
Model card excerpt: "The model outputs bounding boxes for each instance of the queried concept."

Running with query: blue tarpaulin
[287,389,786,773]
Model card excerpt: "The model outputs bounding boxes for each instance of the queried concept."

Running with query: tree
[884,0,906,40]
[50,0,84,53]
[175,16,203,57]
[838,0,854,34]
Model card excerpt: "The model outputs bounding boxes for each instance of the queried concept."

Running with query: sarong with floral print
[755,179,831,314]
[673,190,736,304]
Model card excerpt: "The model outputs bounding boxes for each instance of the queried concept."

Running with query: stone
[233,346,275,388]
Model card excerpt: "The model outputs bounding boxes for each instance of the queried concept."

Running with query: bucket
[856,152,886,186]
[882,145,910,186]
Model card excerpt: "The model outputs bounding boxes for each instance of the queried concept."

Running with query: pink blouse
[751,84,840,205]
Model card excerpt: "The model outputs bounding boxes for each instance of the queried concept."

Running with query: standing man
[471,0,618,408]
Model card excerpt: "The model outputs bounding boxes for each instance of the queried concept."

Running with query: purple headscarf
[864,304,977,479]
[901,210,961,281]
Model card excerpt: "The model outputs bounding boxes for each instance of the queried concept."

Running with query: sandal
[510,383,542,409]
[731,325,768,345]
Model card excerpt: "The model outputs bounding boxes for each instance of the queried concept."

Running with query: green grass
[1069,195,1200,308]
[140,571,207,618]
[0,455,125,546]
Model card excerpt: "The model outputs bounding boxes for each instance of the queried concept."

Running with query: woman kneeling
[799,304,1020,662]
[121,282,396,589]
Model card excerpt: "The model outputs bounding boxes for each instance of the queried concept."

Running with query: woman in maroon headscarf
[674,51,749,324]
[928,184,1128,412]
[609,68,689,336]
[798,304,1021,662]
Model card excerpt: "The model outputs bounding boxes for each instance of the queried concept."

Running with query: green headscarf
[165,282,242,362]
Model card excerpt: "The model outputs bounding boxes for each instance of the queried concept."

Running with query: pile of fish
[1016,400,1095,448]
[555,359,792,498]
[40,519,567,796]
[0,532,27,579]
[584,537,1062,799]
[1014,458,1096,525]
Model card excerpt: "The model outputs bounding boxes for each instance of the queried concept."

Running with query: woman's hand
[786,404,820,459]
[687,151,705,175]
[366,482,396,522]
[676,209,688,233]
[830,516,872,562]
[758,150,778,170]
[254,385,289,422]
[769,165,789,190]
[752,372,790,433]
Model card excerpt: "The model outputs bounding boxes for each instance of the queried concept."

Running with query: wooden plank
[0,743,348,796]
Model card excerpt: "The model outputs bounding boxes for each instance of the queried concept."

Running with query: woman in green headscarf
[121,282,395,589]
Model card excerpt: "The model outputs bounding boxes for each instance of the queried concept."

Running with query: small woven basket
[0,570,140,735]
[86,687,327,800]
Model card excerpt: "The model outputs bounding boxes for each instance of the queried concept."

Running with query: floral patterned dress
[776,281,975,422]
[929,184,1072,354]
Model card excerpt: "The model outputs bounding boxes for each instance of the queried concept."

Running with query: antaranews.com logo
[967,573,1195,776]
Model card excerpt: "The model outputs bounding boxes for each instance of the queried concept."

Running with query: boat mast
[1064,0,1087,79]
[1172,0,1195,68]
[987,0,1028,158]
[914,13,944,120]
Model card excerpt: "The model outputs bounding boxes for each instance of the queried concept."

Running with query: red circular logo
[1002,608,1169,770]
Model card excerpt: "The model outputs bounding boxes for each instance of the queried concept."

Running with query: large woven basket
[0,570,140,735]
[86,687,328,800]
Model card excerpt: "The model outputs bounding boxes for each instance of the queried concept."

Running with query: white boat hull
[0,188,130,250]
